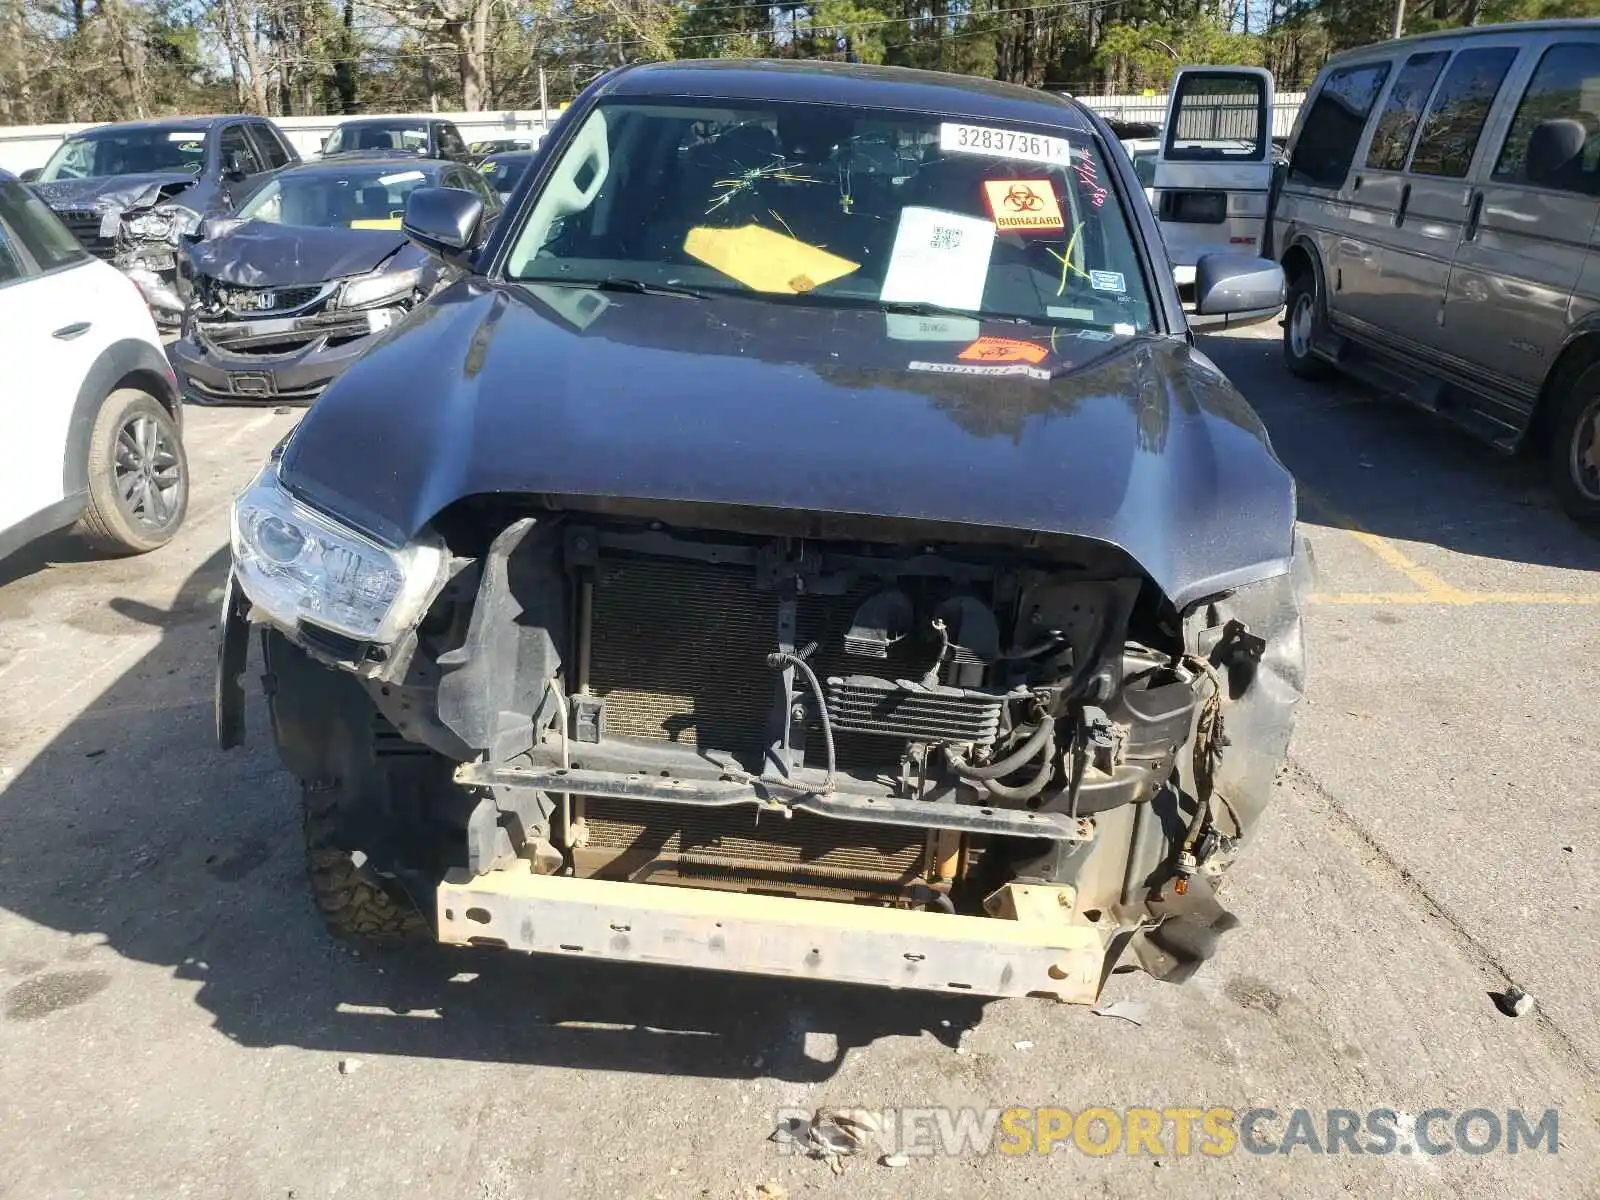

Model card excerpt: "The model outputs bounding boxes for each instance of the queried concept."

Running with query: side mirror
[19,167,40,183]
[403,186,484,266]
[1193,254,1285,318]
[224,149,251,180]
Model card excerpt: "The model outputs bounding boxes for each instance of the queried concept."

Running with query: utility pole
[538,67,549,129]
[1392,0,1405,39]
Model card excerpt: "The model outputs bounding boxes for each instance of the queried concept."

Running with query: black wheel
[1548,362,1600,528]
[303,781,427,944]
[1283,272,1332,381]
[77,388,189,554]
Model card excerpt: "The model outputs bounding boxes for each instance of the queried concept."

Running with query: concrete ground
[0,323,1596,1199]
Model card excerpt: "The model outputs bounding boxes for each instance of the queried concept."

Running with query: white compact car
[0,170,189,564]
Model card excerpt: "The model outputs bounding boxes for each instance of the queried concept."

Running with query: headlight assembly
[126,205,202,242]
[231,463,444,645]
[337,267,422,310]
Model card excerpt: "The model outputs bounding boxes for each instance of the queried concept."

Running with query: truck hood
[31,172,195,211]
[186,221,410,287]
[281,281,1296,609]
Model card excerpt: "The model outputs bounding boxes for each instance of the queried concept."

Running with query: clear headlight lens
[231,463,444,644]
[338,267,421,310]
[127,205,201,242]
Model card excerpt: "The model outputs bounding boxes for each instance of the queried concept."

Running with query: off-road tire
[77,388,189,555]
[1548,362,1600,528]
[303,782,427,944]
[1283,273,1332,382]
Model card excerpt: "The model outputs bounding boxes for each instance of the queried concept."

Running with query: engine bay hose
[945,719,1054,781]
[766,649,836,794]
[978,729,1057,802]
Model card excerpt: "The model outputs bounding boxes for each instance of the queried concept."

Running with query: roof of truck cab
[1322,17,1600,67]
[598,59,1096,134]
[71,116,228,135]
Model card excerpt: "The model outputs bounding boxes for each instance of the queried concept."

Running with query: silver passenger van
[1265,19,1600,524]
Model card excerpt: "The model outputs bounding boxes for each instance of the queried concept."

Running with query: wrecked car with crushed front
[217,60,1308,1003]
[170,156,502,406]
[29,115,298,325]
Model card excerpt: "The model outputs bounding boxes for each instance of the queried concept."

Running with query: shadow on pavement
[0,549,985,1080]
[1197,331,1600,575]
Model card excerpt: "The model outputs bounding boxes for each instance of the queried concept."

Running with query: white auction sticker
[940,122,1073,166]
[909,361,1052,381]
[378,170,426,186]
[880,207,996,312]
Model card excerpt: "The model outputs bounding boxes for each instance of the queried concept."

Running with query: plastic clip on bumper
[437,866,1108,1001]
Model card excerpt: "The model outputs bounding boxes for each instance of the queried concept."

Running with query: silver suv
[1265,19,1600,524]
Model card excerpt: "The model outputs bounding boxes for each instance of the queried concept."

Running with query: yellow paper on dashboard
[684,225,858,294]
[350,218,403,230]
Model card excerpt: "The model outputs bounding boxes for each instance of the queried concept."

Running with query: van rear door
[1154,66,1276,294]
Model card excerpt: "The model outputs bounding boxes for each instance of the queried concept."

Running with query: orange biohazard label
[982,179,1065,233]
[958,337,1049,365]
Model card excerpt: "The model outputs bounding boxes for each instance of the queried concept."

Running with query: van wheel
[1549,363,1600,527]
[1283,276,1331,381]
[77,389,189,555]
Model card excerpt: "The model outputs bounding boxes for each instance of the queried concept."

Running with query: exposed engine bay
[250,495,1308,998]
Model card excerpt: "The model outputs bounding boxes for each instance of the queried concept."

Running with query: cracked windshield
[507,99,1152,332]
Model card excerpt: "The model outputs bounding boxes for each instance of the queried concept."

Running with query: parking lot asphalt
[0,322,1596,1199]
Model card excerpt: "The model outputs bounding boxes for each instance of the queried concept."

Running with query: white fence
[0,91,1309,174]
[1078,91,1308,138]
[0,109,556,174]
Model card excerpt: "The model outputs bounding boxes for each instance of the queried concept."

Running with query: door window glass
[1492,42,1600,195]
[220,125,264,176]
[1288,62,1391,188]
[1409,47,1518,178]
[248,124,291,170]
[1365,52,1449,172]
[0,179,86,272]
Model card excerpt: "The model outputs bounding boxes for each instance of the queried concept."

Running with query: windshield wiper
[878,300,1029,325]
[528,276,710,299]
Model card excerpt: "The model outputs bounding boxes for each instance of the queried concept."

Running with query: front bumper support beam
[437,866,1107,1001]
[455,761,1094,842]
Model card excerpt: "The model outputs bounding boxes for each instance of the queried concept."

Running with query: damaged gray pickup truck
[29,116,297,324]
[217,60,1310,1004]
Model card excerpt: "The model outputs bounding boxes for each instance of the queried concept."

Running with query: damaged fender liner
[457,761,1094,841]
[438,865,1108,1001]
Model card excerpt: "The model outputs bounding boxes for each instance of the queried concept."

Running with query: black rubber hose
[945,720,1053,781]
[767,650,836,794]
[980,730,1057,802]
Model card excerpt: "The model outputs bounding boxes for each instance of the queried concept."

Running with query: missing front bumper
[436,867,1108,1002]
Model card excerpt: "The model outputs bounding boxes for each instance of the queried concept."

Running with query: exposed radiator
[588,556,902,774]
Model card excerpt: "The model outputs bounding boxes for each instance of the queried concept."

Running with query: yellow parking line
[1300,487,1468,602]
[1299,488,1600,606]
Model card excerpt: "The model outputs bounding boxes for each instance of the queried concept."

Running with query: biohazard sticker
[981,180,1064,234]
[958,336,1049,365]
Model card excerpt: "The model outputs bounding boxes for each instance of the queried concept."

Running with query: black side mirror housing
[19,167,40,183]
[403,186,484,268]
[1193,254,1284,315]
[223,149,252,180]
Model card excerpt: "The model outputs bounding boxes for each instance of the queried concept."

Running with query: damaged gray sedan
[171,156,502,406]
[218,62,1309,1004]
